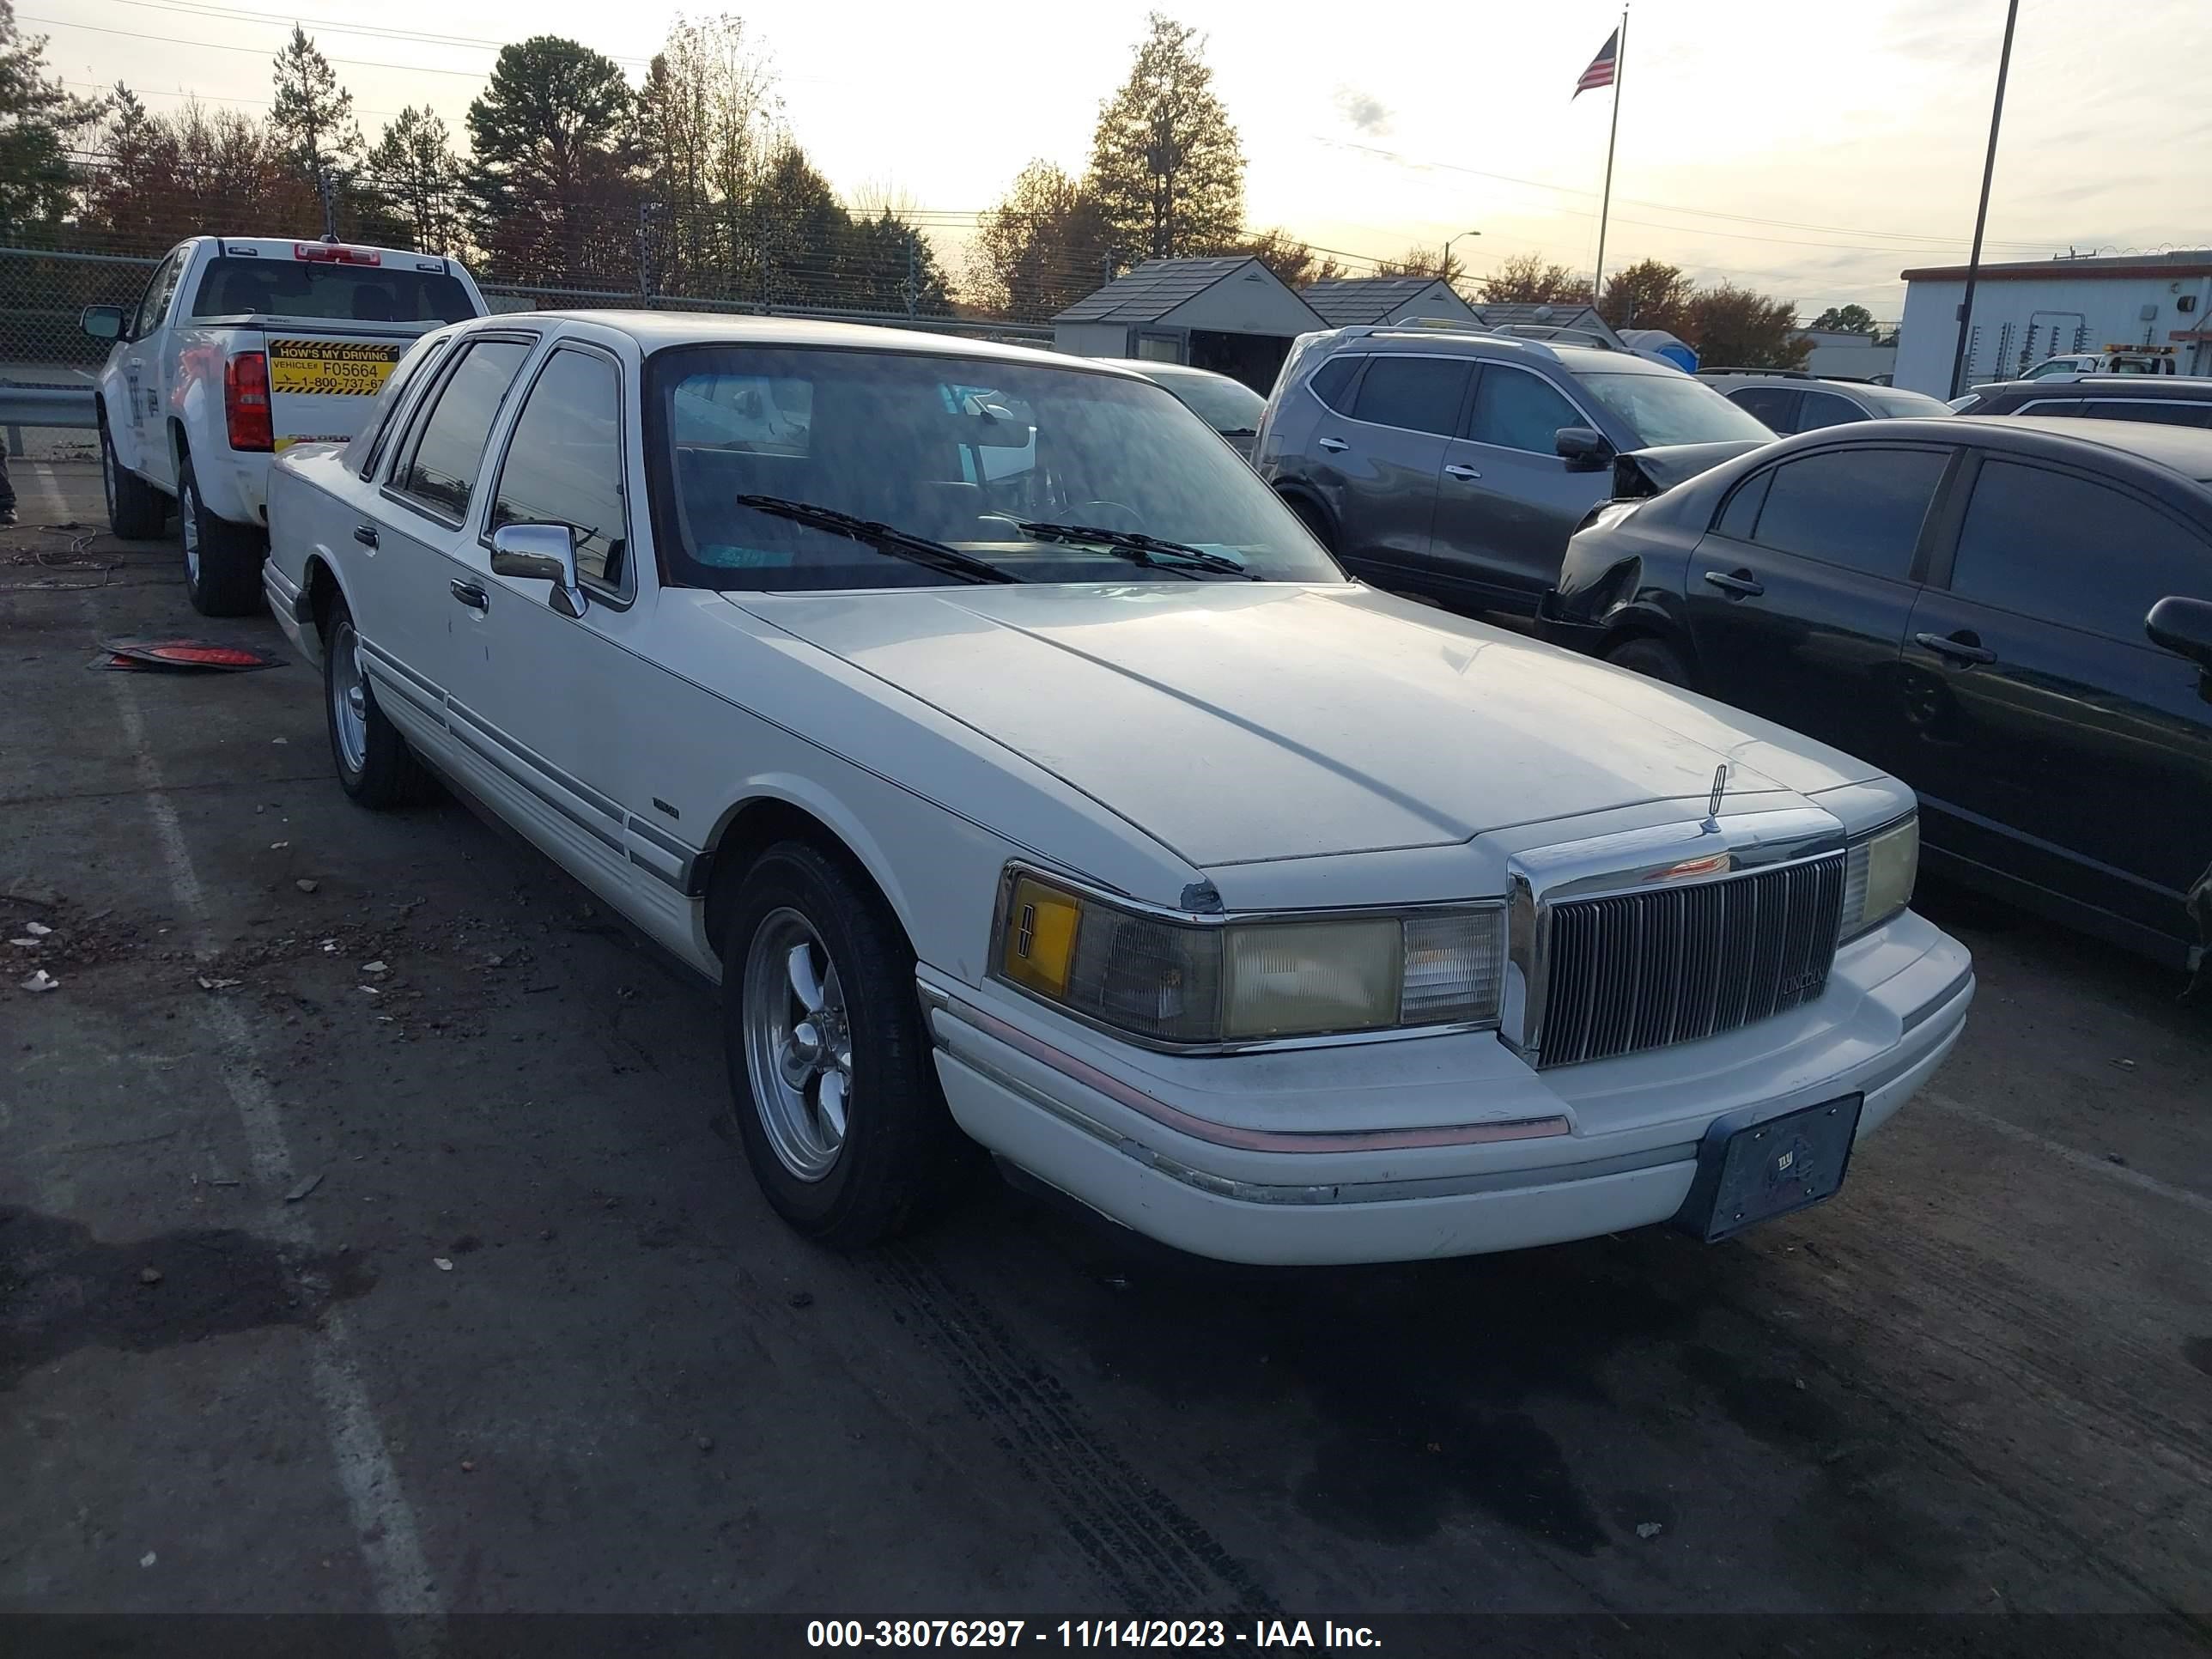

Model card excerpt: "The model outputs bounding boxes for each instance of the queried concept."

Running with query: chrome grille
[1535,853,1846,1068]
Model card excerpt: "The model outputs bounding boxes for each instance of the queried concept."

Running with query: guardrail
[2,384,99,430]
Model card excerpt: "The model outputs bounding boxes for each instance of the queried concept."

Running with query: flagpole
[1592,8,1626,308]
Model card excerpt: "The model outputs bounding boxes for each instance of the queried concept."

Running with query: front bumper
[924,911,1972,1265]
[1531,588,1607,653]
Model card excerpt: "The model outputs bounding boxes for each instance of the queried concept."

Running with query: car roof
[1972,374,2212,398]
[483,310,1144,379]
[1860,414,2212,484]
[1321,326,1677,375]
[1126,361,1248,386]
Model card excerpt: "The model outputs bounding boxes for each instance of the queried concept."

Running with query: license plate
[267,337,403,397]
[1673,1094,1863,1243]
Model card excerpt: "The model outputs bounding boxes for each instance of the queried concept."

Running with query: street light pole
[1948,0,2021,397]
[1443,229,1480,286]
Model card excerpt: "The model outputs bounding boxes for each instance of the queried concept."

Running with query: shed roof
[1052,257,1266,324]
[1469,302,1620,343]
[1300,277,1475,325]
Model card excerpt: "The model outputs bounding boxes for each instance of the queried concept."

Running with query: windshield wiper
[734,495,1018,585]
[1015,521,1257,580]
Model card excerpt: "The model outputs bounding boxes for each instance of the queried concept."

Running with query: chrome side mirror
[489,523,586,619]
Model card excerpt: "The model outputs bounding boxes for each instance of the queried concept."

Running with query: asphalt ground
[3,461,2209,1656]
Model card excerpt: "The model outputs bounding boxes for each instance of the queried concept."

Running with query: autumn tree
[365,106,464,253]
[1683,283,1810,368]
[635,14,784,297]
[1599,258,1692,331]
[82,94,335,250]
[467,36,641,285]
[1227,228,1344,290]
[969,160,1113,319]
[269,24,362,235]
[0,2,108,238]
[1370,245,1475,287]
[1479,250,1592,306]
[1087,14,1244,260]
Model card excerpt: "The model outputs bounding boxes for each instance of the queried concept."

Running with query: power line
[25,13,511,78]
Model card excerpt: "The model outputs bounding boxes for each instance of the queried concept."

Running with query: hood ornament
[1703,763,1729,832]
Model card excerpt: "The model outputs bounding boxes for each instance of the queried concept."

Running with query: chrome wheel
[742,908,853,1182]
[180,478,201,584]
[330,619,369,775]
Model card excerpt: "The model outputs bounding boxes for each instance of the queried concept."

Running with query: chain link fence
[1,245,1052,385]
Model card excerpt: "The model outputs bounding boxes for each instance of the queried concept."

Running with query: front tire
[722,841,966,1249]
[179,453,267,617]
[322,596,431,809]
[100,424,168,539]
[1284,493,1338,555]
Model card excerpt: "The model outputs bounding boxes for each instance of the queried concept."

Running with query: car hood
[1612,439,1769,499]
[727,583,1878,868]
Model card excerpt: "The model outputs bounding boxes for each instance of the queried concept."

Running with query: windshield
[1147,371,1265,434]
[189,256,477,325]
[1862,387,1954,417]
[643,346,1345,591]
[1575,368,1777,446]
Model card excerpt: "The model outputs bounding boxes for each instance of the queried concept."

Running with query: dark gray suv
[1255,325,1775,615]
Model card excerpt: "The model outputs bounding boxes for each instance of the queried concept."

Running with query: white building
[1796,329,1898,383]
[1895,250,2212,395]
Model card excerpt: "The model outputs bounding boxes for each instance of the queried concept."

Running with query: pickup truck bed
[88,235,486,615]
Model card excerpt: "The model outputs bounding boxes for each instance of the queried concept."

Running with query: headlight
[994,869,1504,1046]
[1838,814,1917,940]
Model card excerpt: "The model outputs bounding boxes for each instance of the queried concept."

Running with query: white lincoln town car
[263,313,1972,1265]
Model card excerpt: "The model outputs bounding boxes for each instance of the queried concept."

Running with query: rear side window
[1351,356,1469,436]
[190,256,477,325]
[2083,399,2212,428]
[1728,386,1799,432]
[1796,391,1865,431]
[490,349,629,587]
[1744,447,1948,580]
[1466,365,1582,453]
[1948,459,2212,641]
[1308,356,1360,411]
[350,335,449,477]
[393,339,532,520]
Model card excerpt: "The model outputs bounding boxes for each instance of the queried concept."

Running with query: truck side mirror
[82,305,127,342]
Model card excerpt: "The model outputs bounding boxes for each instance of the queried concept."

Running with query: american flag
[1574,30,1619,97]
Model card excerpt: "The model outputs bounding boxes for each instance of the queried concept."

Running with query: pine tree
[365,106,465,254]
[269,24,362,236]
[1085,15,1244,261]
[0,2,108,237]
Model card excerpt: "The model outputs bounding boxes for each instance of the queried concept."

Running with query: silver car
[1701,370,1953,434]
[1256,325,1773,615]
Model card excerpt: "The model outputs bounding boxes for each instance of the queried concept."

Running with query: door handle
[353,524,379,548]
[449,580,489,610]
[1914,630,1996,665]
[1443,464,1483,481]
[1316,436,1349,453]
[1702,568,1765,599]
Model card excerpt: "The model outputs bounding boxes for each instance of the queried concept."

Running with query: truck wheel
[722,841,969,1249]
[1606,635,1692,689]
[322,595,432,809]
[178,453,266,617]
[100,423,167,539]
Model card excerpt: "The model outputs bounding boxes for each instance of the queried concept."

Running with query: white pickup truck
[83,235,487,615]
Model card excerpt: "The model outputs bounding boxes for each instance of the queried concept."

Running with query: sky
[29,0,2212,319]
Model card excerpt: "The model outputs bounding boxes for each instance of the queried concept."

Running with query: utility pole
[902,228,920,317]
[1948,0,2021,397]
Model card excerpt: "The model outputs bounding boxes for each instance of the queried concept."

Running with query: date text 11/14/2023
[805,1622,1381,1649]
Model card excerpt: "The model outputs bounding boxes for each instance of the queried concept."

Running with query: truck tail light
[294,241,381,265]
[225,351,274,452]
